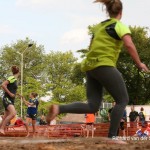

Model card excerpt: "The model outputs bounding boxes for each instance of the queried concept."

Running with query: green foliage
[53,85,86,103]
[0,37,45,79]
[99,108,109,123]
[103,95,114,103]
[70,63,85,85]
[0,97,4,114]
[44,51,86,103]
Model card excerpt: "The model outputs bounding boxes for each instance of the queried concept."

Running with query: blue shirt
[27,98,39,114]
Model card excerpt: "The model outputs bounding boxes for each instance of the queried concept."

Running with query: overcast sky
[0,0,150,57]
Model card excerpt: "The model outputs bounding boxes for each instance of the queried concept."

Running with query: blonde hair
[94,0,123,18]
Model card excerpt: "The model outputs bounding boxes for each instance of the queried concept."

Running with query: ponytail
[94,0,122,18]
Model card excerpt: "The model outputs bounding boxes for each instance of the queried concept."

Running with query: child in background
[85,113,95,138]
[135,123,150,137]
[20,92,39,137]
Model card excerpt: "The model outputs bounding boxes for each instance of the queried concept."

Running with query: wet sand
[0,137,150,150]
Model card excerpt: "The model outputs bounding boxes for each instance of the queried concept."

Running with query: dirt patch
[0,137,150,150]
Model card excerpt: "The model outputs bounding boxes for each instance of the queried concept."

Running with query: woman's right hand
[9,93,15,98]
[16,93,23,98]
[137,63,149,72]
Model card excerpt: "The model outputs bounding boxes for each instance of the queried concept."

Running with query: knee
[10,111,17,119]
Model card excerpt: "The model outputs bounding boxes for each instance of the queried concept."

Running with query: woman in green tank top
[0,66,20,135]
[46,0,149,143]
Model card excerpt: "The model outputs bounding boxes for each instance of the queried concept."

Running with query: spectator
[139,107,146,127]
[85,113,95,138]
[129,105,139,127]
[20,92,39,137]
[108,101,116,121]
[120,109,127,136]
[39,115,47,125]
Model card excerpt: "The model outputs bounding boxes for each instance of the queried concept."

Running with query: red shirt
[15,119,24,126]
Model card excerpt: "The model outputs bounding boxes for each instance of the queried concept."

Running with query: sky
[0,0,150,58]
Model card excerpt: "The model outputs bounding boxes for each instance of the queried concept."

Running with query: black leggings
[59,66,129,137]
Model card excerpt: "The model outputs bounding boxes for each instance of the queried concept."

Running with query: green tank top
[81,18,131,72]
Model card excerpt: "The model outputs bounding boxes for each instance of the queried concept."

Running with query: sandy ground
[0,136,150,150]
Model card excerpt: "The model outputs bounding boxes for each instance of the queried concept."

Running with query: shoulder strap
[7,76,17,83]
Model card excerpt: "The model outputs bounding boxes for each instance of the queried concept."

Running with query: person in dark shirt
[139,107,146,127]
[21,92,39,136]
[129,105,139,127]
[39,115,47,125]
[108,101,116,121]
[0,65,20,135]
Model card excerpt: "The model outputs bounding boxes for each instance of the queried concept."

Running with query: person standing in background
[85,113,95,138]
[139,107,146,127]
[21,92,39,137]
[129,105,139,127]
[108,101,116,122]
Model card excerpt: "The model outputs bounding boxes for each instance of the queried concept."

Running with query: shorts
[136,129,148,137]
[86,123,94,125]
[27,113,37,120]
[2,96,14,110]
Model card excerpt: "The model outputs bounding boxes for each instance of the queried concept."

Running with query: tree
[0,38,47,116]
[70,63,86,85]
[44,51,86,103]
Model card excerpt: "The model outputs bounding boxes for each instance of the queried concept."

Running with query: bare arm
[108,113,111,121]
[122,34,149,72]
[135,116,139,122]
[22,97,34,106]
[1,80,15,98]
[17,94,34,106]
[17,94,30,106]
